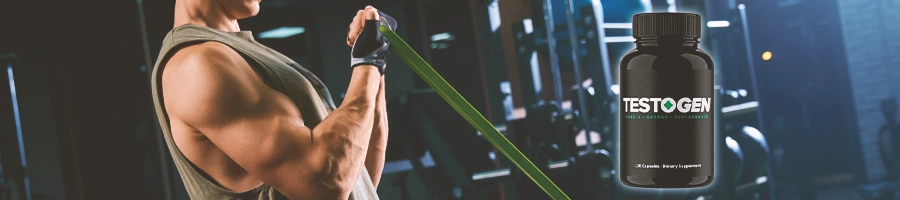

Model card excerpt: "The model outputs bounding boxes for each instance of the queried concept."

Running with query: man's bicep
[188,75,332,197]
[162,44,322,186]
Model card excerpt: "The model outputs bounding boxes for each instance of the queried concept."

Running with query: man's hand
[347,6,397,75]
[347,6,378,47]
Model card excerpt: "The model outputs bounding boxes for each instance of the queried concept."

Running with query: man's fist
[347,6,397,75]
[347,6,380,47]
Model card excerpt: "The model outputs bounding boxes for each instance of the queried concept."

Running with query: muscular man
[149,0,392,199]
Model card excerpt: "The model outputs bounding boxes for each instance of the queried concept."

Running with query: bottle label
[620,69,714,177]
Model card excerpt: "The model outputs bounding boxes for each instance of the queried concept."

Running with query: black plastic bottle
[619,12,714,188]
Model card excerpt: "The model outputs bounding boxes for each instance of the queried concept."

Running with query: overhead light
[488,0,501,33]
[523,19,534,34]
[259,26,305,39]
[430,32,455,42]
[707,20,730,28]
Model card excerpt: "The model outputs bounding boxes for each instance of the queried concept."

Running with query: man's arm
[365,77,388,187]
[162,42,380,199]
[346,6,392,187]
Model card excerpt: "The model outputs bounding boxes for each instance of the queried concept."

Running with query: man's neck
[173,0,241,32]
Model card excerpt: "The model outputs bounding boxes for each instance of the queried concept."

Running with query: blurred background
[0,0,898,199]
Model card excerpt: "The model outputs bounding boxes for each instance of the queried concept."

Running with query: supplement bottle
[619,12,714,188]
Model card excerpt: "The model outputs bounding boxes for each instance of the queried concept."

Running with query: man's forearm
[365,77,388,187]
[309,66,381,198]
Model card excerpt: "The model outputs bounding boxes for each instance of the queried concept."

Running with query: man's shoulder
[160,41,268,125]
[161,41,261,100]
[167,42,243,69]
[162,41,258,83]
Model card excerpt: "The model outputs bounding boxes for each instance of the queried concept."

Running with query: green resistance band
[380,26,570,200]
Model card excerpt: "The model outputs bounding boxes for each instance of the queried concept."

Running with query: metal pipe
[564,0,594,152]
[739,4,776,200]
[8,62,31,200]
[136,0,174,199]
[543,0,564,103]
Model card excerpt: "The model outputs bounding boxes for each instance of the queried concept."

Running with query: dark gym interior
[1,0,899,199]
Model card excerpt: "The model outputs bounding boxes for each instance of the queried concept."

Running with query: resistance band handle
[379,25,571,200]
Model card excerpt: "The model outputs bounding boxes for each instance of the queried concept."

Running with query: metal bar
[739,5,776,200]
[721,101,758,118]
[600,23,632,29]
[588,0,614,98]
[602,36,637,43]
[476,124,507,136]
[472,169,510,181]
[7,63,31,200]
[564,0,593,152]
[472,160,570,181]
[706,20,731,28]
[543,0,564,103]
[135,0,174,199]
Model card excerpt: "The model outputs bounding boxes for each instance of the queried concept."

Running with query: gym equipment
[562,0,593,155]
[524,102,564,143]
[705,8,778,198]
[570,149,614,200]
[510,101,616,200]
[387,92,496,199]
[879,98,900,180]
[384,92,574,199]
[719,88,756,120]
[731,126,769,183]
[861,99,900,200]
[467,149,615,200]
[725,136,745,182]
[385,90,617,200]
[1,54,31,200]
[509,0,652,150]
[385,2,615,195]
[380,26,570,200]
[381,0,707,198]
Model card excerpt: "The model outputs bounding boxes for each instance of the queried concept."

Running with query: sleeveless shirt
[150,24,379,200]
